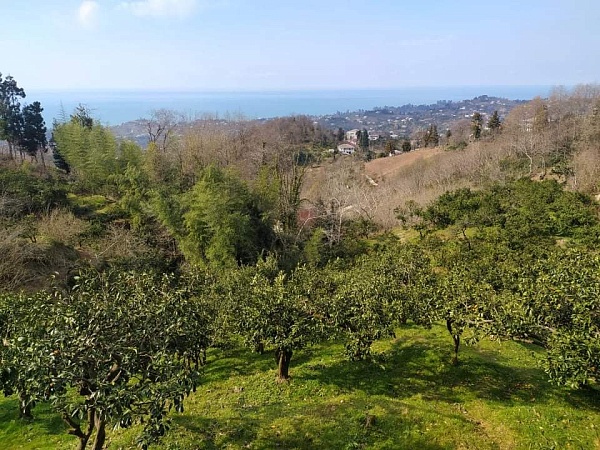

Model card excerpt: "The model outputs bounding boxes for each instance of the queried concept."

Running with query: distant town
[314,95,527,141]
[111,95,528,148]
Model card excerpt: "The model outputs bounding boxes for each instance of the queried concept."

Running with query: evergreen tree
[0,73,26,159]
[359,128,369,150]
[49,131,70,174]
[20,102,47,163]
[384,140,396,155]
[70,104,93,129]
[5,103,24,159]
[487,110,501,131]
[156,166,275,268]
[430,124,439,146]
[401,140,412,152]
[358,128,371,160]
[471,112,483,140]
[423,127,431,147]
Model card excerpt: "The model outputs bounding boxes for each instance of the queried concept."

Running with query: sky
[1,0,599,91]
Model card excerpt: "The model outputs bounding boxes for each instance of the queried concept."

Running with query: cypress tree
[430,124,439,146]
[471,112,483,140]
[21,101,47,162]
[487,110,501,131]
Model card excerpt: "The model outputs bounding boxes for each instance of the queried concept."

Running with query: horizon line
[26,84,569,93]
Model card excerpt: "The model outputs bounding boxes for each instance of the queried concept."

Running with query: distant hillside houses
[345,128,379,143]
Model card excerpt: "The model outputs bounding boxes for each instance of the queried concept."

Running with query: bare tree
[146,109,181,152]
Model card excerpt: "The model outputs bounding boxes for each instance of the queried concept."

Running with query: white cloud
[77,1,99,28]
[119,0,198,18]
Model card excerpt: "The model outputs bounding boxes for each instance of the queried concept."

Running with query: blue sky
[1,0,598,90]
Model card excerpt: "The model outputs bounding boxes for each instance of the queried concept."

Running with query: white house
[337,143,356,155]
[345,129,360,142]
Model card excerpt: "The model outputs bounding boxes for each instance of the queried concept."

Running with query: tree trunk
[91,412,106,450]
[275,348,293,381]
[525,151,533,176]
[452,333,460,365]
[18,391,33,419]
[39,147,46,170]
[76,435,91,450]
[446,319,460,365]
[254,341,265,354]
[65,407,96,450]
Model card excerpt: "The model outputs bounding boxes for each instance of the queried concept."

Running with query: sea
[28,86,555,127]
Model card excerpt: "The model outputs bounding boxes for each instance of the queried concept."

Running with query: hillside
[365,147,444,182]
[1,84,600,450]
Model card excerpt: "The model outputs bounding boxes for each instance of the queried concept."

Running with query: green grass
[0,399,70,449]
[1,324,599,449]
[67,193,121,219]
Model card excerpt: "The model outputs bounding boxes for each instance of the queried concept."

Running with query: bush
[0,168,67,219]
[37,208,88,246]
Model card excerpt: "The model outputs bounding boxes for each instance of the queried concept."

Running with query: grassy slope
[364,147,444,183]
[1,324,599,450]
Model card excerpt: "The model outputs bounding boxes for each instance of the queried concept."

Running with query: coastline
[28,85,555,126]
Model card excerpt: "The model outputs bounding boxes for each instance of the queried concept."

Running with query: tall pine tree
[21,101,47,165]
[471,112,483,140]
[487,110,501,132]
[0,73,26,159]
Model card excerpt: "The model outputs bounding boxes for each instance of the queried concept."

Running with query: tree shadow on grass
[494,340,600,411]
[0,397,67,436]
[264,428,450,450]
[172,415,260,450]
[559,383,600,412]
[203,347,276,383]
[298,338,580,410]
[204,345,324,384]
[172,402,452,450]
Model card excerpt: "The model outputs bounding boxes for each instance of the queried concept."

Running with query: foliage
[0,73,26,158]
[418,179,598,247]
[383,139,396,155]
[487,110,501,131]
[356,128,371,160]
[0,167,67,219]
[20,102,47,161]
[114,163,153,230]
[52,114,144,193]
[154,166,275,268]
[471,112,483,140]
[515,249,600,387]
[423,124,439,147]
[227,258,329,380]
[2,80,600,450]
[433,243,511,363]
[0,269,209,449]
[331,241,436,360]
[49,132,70,174]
